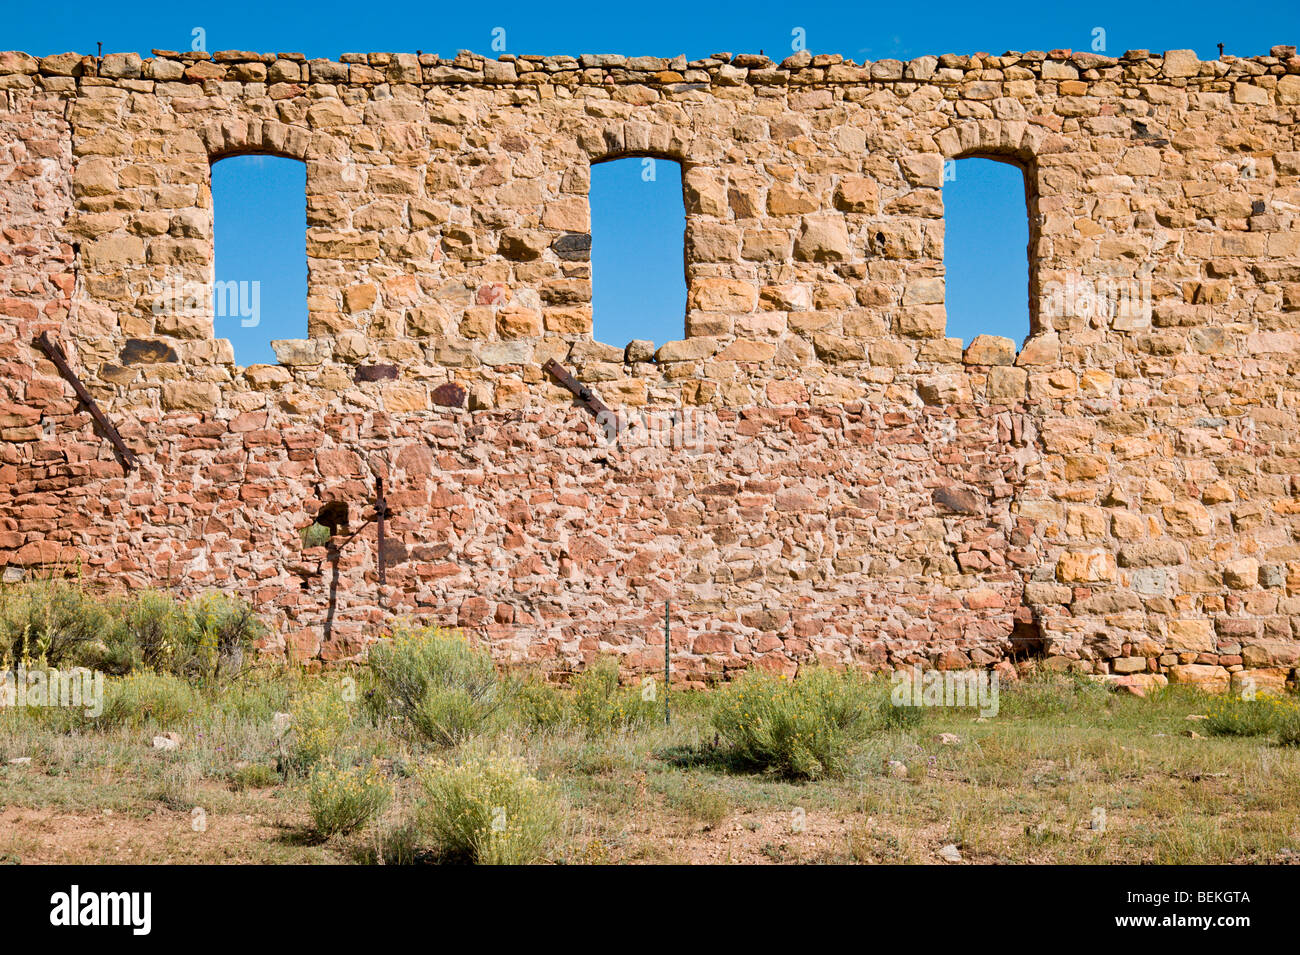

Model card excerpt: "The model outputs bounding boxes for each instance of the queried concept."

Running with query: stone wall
[2,44,1300,689]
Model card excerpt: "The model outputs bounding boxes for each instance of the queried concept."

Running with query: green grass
[0,656,1298,864]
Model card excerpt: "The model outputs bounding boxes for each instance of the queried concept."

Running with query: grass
[1204,692,1300,741]
[0,650,1299,864]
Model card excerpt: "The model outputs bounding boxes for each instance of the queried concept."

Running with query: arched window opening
[589,156,686,351]
[942,156,1033,349]
[211,155,307,367]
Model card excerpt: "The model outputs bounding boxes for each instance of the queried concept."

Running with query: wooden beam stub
[542,358,623,437]
[34,331,139,473]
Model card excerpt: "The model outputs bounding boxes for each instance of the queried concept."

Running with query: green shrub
[1277,706,1300,747]
[94,591,188,675]
[209,670,295,723]
[366,626,504,746]
[710,667,874,780]
[99,672,199,728]
[230,763,281,790]
[416,751,561,864]
[286,683,352,773]
[997,667,1112,718]
[184,592,263,681]
[0,580,113,668]
[512,674,568,730]
[571,657,657,734]
[300,523,332,549]
[1204,694,1286,737]
[307,759,391,837]
[0,584,265,684]
[876,696,925,729]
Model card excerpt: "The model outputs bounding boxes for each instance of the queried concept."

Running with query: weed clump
[710,667,874,780]
[1204,693,1288,737]
[416,751,561,864]
[366,625,504,746]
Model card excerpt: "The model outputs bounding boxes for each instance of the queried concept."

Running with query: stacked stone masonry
[2,44,1300,690]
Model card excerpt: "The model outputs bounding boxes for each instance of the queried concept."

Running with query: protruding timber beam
[33,331,139,472]
[542,358,623,437]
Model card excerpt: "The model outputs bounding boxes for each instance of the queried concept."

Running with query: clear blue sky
[211,157,306,364]
[11,0,1296,361]
[591,159,686,349]
[945,158,1031,347]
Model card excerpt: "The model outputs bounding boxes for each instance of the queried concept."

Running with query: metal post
[376,475,386,609]
[664,599,670,726]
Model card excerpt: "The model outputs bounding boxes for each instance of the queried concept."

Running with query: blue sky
[211,157,307,363]
[591,159,686,349]
[12,0,1297,361]
[944,158,1031,347]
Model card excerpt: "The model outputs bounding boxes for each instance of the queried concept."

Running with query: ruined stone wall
[2,44,1300,689]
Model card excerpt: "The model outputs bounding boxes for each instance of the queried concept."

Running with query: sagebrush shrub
[307,759,390,837]
[512,674,568,730]
[95,590,188,675]
[0,584,264,684]
[416,751,561,864]
[710,667,874,780]
[99,672,198,728]
[571,657,657,734]
[286,683,352,773]
[0,580,112,668]
[185,591,263,681]
[366,626,504,746]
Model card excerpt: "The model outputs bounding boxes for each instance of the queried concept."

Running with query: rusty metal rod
[376,475,386,608]
[34,331,138,472]
[327,514,375,553]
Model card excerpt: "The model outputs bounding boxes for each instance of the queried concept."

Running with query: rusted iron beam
[542,358,623,436]
[33,331,138,472]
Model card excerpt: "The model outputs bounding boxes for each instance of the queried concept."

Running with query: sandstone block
[162,381,219,412]
[964,335,1016,365]
[1167,664,1230,692]
[1056,550,1117,583]
[833,177,878,213]
[793,215,849,262]
[688,278,757,313]
[1162,49,1200,77]
[1167,619,1215,653]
